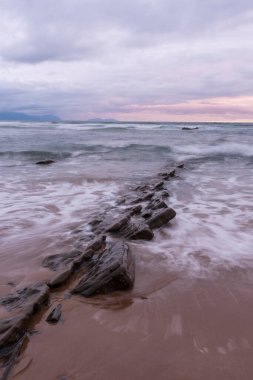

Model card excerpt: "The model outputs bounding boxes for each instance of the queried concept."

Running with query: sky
[0,0,253,122]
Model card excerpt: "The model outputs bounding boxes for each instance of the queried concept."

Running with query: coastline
[0,122,253,379]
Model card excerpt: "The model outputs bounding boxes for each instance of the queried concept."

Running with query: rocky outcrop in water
[0,162,182,375]
[71,241,134,297]
[36,160,55,165]
[0,283,49,348]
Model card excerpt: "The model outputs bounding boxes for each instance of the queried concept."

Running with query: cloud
[0,0,253,120]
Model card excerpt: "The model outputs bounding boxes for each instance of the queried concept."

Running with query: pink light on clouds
[110,96,253,122]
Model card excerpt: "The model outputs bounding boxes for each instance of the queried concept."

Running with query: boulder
[71,241,134,297]
[147,208,176,229]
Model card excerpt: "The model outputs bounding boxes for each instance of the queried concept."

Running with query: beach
[0,121,253,379]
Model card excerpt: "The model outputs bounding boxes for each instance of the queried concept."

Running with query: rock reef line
[0,163,183,379]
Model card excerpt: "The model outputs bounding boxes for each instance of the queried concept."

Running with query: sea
[0,121,253,285]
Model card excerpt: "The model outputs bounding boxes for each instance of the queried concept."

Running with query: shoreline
[0,163,181,379]
[0,151,253,379]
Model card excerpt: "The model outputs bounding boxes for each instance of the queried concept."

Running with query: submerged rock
[182,127,199,131]
[42,249,82,271]
[71,241,134,297]
[0,282,49,311]
[36,160,55,165]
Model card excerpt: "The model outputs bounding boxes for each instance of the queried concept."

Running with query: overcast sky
[0,0,253,121]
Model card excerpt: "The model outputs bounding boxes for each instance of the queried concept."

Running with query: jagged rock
[46,304,62,323]
[48,264,74,288]
[161,190,169,198]
[147,198,168,211]
[153,181,165,191]
[36,160,55,165]
[147,208,176,229]
[177,163,184,168]
[130,191,155,204]
[0,283,49,311]
[71,241,134,297]
[129,225,154,240]
[134,184,150,192]
[0,315,28,348]
[42,249,82,271]
[105,215,130,233]
[128,204,142,215]
[89,219,103,227]
[73,235,107,264]
[142,211,153,219]
[0,283,49,348]
[142,192,155,201]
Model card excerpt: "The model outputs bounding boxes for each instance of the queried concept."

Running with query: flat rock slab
[0,282,49,311]
[71,241,134,297]
[42,249,82,271]
[0,283,49,348]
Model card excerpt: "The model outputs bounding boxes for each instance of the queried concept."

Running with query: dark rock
[42,249,82,271]
[153,181,165,191]
[0,331,27,379]
[46,304,62,323]
[128,205,142,215]
[130,192,154,204]
[0,283,49,311]
[130,196,145,205]
[147,208,176,229]
[73,235,107,264]
[48,264,74,288]
[0,284,49,348]
[0,315,28,348]
[159,168,175,179]
[182,127,199,130]
[161,190,169,198]
[142,211,152,219]
[36,160,55,165]
[7,282,16,287]
[142,192,155,201]
[71,241,134,297]
[147,198,168,211]
[129,225,154,240]
[111,219,154,241]
[134,184,150,192]
[105,215,130,233]
[89,219,103,227]
[177,163,184,168]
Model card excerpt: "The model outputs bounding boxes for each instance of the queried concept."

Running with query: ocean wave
[173,142,253,160]
[0,150,72,161]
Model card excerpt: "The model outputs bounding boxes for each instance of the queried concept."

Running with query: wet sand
[8,244,253,380]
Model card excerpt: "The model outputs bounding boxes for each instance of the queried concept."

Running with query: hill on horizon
[0,112,61,122]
